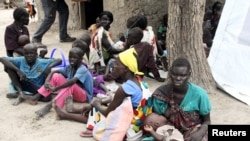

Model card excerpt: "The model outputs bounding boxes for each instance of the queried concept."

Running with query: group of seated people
[1,7,212,141]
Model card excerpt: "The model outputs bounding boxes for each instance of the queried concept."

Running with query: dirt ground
[0,8,250,141]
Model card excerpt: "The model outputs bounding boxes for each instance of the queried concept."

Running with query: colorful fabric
[38,73,87,108]
[93,97,134,141]
[87,78,142,129]
[118,48,144,75]
[90,26,114,66]
[129,76,153,138]
[5,57,55,86]
[88,78,143,140]
[92,74,106,96]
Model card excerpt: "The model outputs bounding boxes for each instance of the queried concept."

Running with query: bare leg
[35,102,52,117]
[54,105,88,123]
[6,69,25,106]
[65,95,73,113]
[65,96,91,114]
[12,96,24,106]
[72,103,91,114]
[23,93,41,105]
[12,91,26,106]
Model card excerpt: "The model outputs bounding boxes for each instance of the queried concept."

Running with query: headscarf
[118,48,144,75]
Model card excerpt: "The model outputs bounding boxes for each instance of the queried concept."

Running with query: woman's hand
[81,103,92,115]
[91,97,102,107]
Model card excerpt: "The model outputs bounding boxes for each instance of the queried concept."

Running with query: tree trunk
[167,0,215,93]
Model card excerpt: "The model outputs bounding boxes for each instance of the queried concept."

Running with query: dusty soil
[0,8,250,141]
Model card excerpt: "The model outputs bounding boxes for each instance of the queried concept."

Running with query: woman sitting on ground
[151,57,211,141]
[54,48,144,140]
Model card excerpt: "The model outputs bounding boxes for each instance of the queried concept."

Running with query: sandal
[79,130,93,137]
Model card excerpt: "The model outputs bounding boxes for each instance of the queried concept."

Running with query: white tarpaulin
[208,0,250,105]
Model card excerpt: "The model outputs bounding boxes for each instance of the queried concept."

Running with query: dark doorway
[82,0,103,29]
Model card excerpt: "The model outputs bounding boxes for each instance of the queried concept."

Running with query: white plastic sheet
[208,0,250,105]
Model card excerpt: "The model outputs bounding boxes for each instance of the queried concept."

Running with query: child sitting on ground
[72,36,109,96]
[143,113,184,141]
[30,47,93,118]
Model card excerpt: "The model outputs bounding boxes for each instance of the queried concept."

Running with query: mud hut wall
[103,0,168,41]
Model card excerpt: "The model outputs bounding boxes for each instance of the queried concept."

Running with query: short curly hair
[13,7,29,21]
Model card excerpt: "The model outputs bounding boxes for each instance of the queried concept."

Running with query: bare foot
[52,99,56,108]
[12,96,24,106]
[26,99,38,105]
[65,95,73,113]
[31,93,41,101]
[35,103,52,117]
[54,104,66,120]
[22,94,40,105]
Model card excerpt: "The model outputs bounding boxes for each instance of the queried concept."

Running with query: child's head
[72,39,89,54]
[23,43,38,64]
[18,34,30,47]
[212,1,223,16]
[68,47,84,67]
[13,7,29,25]
[135,14,148,30]
[125,27,143,48]
[126,16,137,29]
[79,33,91,47]
[143,113,167,131]
[204,9,213,21]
